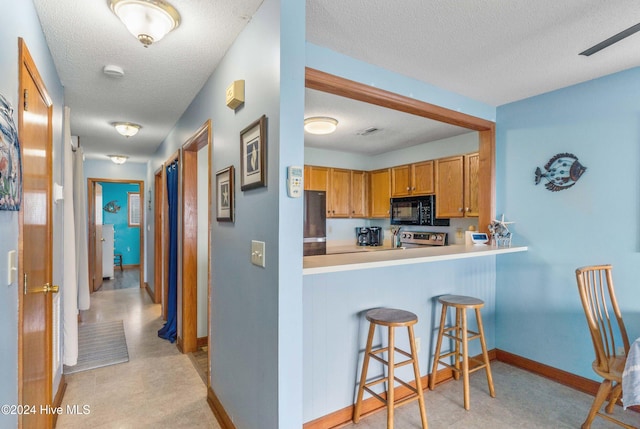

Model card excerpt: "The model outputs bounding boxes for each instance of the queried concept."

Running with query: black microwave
[390,195,450,226]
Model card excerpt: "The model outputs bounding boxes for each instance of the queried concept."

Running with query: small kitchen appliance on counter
[355,227,371,246]
[368,227,382,246]
[400,231,448,246]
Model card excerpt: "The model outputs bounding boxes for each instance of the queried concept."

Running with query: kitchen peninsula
[303,243,528,275]
[302,242,528,426]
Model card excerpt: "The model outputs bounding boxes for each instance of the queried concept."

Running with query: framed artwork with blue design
[0,94,22,211]
[240,115,266,191]
[216,165,234,222]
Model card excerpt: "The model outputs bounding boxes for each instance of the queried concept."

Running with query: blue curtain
[158,161,178,342]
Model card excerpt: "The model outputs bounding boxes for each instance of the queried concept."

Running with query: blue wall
[0,1,65,427]
[495,67,640,379]
[100,182,140,265]
[145,0,305,426]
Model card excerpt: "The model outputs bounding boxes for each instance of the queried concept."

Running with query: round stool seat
[438,294,484,308]
[366,308,417,327]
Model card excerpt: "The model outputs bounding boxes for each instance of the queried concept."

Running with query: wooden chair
[114,253,123,271]
[575,264,632,429]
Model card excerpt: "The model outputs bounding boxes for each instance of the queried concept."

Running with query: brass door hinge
[23,89,28,111]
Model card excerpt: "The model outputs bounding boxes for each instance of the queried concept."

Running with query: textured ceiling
[32,1,640,161]
[32,0,264,162]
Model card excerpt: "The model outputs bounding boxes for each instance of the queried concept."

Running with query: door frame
[87,178,145,290]
[305,67,496,232]
[177,120,211,355]
[153,167,164,305]
[17,37,55,429]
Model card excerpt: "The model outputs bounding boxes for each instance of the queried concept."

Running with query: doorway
[178,120,211,358]
[87,178,145,293]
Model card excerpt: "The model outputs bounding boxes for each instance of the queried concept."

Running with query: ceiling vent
[357,127,381,136]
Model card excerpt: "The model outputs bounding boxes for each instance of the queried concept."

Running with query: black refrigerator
[303,190,327,256]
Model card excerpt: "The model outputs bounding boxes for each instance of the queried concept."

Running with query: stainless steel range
[400,231,448,246]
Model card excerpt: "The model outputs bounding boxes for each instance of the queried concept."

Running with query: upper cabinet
[304,165,329,191]
[369,168,391,218]
[434,153,478,218]
[304,165,368,218]
[328,168,351,217]
[350,170,368,218]
[391,160,434,197]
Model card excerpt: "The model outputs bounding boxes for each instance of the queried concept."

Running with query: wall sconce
[108,0,181,47]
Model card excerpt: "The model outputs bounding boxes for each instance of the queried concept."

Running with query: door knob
[43,283,59,294]
[101,238,106,242]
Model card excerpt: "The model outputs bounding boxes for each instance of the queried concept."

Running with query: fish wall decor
[535,153,586,192]
[0,94,22,211]
[104,200,121,213]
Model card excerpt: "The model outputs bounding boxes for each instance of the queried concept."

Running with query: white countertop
[303,244,528,275]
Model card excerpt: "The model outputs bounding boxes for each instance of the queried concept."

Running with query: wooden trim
[144,282,154,302]
[495,349,599,396]
[18,37,54,429]
[207,386,237,429]
[197,336,208,349]
[153,168,163,305]
[121,264,139,269]
[52,375,67,428]
[304,67,496,234]
[87,178,145,289]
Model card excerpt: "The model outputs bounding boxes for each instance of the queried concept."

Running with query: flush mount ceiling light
[112,121,141,137]
[108,0,181,47]
[304,117,338,135]
[108,154,129,164]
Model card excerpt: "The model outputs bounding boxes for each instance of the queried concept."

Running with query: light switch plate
[251,240,265,267]
[7,250,17,285]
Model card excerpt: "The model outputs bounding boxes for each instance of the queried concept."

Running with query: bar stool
[114,253,123,271]
[429,295,495,410]
[353,308,428,429]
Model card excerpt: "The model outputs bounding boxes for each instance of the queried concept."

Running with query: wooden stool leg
[353,322,376,423]
[429,304,448,390]
[387,326,395,429]
[453,308,461,381]
[461,309,470,410]
[475,308,495,398]
[408,325,428,429]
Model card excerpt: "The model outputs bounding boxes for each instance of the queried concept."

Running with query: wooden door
[391,164,411,197]
[435,155,464,218]
[350,170,367,218]
[369,168,391,218]
[412,160,434,195]
[464,153,480,217]
[94,183,103,290]
[329,168,350,217]
[18,38,55,429]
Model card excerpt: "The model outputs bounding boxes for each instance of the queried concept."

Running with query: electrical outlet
[416,337,421,353]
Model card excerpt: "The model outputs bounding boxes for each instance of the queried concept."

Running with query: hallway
[57,286,220,428]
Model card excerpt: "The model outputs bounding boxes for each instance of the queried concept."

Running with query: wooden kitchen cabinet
[464,153,480,217]
[328,168,351,217]
[369,168,391,218]
[350,170,368,218]
[304,165,329,191]
[391,161,434,197]
[434,153,478,218]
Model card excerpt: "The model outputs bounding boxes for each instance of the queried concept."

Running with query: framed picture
[128,192,140,226]
[240,115,267,190]
[0,94,22,211]
[216,165,234,222]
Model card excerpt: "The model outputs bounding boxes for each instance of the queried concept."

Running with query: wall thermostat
[287,166,303,198]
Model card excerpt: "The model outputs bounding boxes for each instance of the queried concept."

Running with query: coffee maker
[355,227,370,246]
[368,227,382,246]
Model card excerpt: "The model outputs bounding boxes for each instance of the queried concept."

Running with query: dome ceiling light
[304,116,338,135]
[112,121,141,137]
[108,0,181,47]
[108,155,129,164]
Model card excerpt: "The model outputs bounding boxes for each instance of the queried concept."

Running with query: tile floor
[57,287,220,429]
